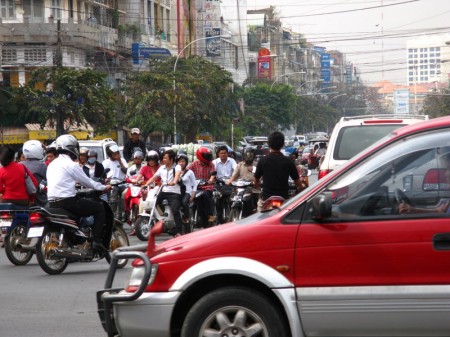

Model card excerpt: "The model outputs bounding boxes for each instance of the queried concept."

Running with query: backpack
[173,168,187,195]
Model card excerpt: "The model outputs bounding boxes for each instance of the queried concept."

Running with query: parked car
[78,138,118,163]
[98,116,450,337]
[319,114,429,179]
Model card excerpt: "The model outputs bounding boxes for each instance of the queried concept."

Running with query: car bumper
[99,290,180,337]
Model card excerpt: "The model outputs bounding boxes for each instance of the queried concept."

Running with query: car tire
[181,286,289,337]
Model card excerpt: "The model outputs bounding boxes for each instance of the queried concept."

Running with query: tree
[421,89,450,118]
[124,56,236,143]
[240,82,297,135]
[12,67,117,136]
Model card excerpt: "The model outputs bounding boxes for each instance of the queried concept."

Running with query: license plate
[28,227,44,238]
[0,219,12,227]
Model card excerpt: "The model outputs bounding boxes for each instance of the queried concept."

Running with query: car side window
[304,130,450,221]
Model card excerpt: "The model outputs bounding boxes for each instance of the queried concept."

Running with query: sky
[246,0,450,86]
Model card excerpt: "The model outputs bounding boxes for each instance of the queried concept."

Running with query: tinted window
[335,125,404,160]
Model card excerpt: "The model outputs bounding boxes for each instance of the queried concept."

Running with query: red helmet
[196,147,213,164]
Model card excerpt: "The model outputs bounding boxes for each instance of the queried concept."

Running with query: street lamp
[270,71,305,90]
[172,34,231,144]
[327,93,347,106]
[296,79,323,94]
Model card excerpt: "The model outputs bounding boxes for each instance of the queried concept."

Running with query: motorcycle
[107,176,127,222]
[189,179,221,229]
[27,187,130,275]
[0,204,36,265]
[215,178,233,224]
[124,175,144,227]
[0,179,48,265]
[134,184,177,241]
[228,179,255,222]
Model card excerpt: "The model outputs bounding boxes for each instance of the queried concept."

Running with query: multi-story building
[406,34,450,86]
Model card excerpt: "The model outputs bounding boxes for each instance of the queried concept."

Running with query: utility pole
[55,20,64,136]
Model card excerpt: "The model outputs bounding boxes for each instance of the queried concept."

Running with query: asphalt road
[0,227,166,337]
[0,175,319,337]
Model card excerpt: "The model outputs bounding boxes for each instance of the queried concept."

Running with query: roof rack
[341,114,429,121]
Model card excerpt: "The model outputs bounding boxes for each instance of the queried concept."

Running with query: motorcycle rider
[21,140,48,206]
[132,150,160,183]
[188,147,217,227]
[143,149,183,237]
[46,135,111,254]
[123,128,146,163]
[228,146,259,217]
[123,149,145,227]
[176,152,197,232]
[253,131,306,211]
[102,144,128,220]
[83,149,105,180]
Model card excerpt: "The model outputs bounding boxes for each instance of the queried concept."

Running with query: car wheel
[181,286,289,337]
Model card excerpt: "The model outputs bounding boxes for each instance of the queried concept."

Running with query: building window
[431,70,435,75]
[24,48,47,62]
[409,71,413,76]
[409,77,413,82]
[51,0,61,19]
[436,47,441,51]
[2,48,16,62]
[0,0,15,18]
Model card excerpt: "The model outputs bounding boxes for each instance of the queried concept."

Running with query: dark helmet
[146,150,160,164]
[243,146,256,163]
[196,147,213,164]
[87,149,98,158]
[176,153,189,165]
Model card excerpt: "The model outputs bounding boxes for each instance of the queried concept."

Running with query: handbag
[24,166,37,196]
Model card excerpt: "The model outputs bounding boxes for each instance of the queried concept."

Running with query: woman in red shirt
[0,147,37,206]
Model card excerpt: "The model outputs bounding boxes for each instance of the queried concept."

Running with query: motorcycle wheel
[110,224,129,269]
[4,224,34,265]
[135,216,152,241]
[36,228,68,275]
[130,204,139,226]
[229,207,242,223]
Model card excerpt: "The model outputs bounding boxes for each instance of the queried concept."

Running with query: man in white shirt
[213,145,237,181]
[102,144,128,220]
[212,145,236,223]
[144,149,183,236]
[47,135,111,253]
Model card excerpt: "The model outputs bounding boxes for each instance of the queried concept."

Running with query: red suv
[98,116,450,337]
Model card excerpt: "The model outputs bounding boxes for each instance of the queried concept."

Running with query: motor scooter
[124,175,144,227]
[27,183,129,275]
[0,204,35,265]
[229,179,255,222]
[134,184,176,241]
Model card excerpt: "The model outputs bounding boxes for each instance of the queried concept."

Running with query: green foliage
[421,90,450,118]
[240,82,297,135]
[11,67,117,135]
[124,56,236,143]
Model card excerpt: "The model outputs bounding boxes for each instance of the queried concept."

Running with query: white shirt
[47,154,106,200]
[181,169,197,194]
[126,164,142,178]
[102,157,128,179]
[153,164,182,194]
[213,157,237,180]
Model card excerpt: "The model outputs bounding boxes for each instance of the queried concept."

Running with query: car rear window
[335,124,405,160]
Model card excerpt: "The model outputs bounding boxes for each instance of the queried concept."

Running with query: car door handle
[433,233,450,250]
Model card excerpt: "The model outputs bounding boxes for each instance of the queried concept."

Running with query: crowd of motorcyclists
[0,129,313,248]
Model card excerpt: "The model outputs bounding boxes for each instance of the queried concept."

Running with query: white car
[78,138,118,162]
[318,114,429,179]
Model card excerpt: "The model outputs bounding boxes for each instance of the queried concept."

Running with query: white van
[318,114,429,179]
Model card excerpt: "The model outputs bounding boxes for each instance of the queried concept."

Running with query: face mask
[87,158,96,165]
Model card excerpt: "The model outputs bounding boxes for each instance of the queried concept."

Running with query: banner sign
[206,28,221,57]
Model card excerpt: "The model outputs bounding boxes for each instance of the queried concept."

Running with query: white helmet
[23,140,44,160]
[55,134,79,158]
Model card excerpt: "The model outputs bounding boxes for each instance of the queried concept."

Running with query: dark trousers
[156,192,183,235]
[180,193,190,218]
[50,197,106,242]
